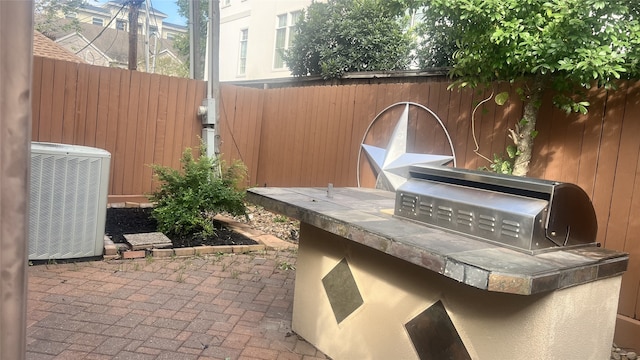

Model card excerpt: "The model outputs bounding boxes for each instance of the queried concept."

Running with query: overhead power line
[75,2,127,54]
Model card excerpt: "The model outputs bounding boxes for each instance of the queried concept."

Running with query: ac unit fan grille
[29,146,109,260]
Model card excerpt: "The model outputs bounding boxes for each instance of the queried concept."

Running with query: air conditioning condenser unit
[29,142,111,260]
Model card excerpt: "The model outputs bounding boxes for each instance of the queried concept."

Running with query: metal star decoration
[362,104,454,191]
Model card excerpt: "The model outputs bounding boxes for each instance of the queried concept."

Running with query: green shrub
[149,145,247,241]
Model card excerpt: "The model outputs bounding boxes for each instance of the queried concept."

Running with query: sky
[146,0,186,25]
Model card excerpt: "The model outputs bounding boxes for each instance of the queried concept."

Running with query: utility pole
[128,0,143,70]
[189,0,201,79]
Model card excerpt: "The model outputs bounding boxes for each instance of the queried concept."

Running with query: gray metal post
[203,0,220,159]
[189,0,201,79]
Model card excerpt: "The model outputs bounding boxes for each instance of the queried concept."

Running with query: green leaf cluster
[284,0,413,79]
[483,147,520,175]
[427,0,640,90]
[149,145,247,241]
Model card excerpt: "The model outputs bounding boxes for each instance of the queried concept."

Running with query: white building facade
[68,1,187,41]
[220,0,316,82]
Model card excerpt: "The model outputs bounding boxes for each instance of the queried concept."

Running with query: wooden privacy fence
[31,57,640,346]
[31,56,207,201]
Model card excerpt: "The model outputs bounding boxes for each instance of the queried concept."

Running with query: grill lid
[394,165,598,253]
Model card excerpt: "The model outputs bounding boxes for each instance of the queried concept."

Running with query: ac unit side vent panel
[29,143,110,260]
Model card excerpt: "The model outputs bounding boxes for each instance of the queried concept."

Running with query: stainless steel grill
[394,165,598,254]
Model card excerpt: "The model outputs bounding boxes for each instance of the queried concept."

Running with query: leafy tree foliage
[35,0,84,39]
[413,9,457,68]
[284,0,413,79]
[423,0,640,175]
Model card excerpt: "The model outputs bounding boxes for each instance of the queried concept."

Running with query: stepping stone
[124,232,173,250]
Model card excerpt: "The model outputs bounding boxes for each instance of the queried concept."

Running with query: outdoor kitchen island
[247,176,628,359]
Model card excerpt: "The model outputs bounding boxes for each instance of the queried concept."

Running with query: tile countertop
[247,187,629,296]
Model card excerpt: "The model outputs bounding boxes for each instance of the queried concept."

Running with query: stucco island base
[247,187,627,360]
[294,223,621,360]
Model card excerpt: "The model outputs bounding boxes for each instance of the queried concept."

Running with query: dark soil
[105,207,258,248]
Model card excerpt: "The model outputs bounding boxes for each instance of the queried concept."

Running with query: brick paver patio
[26,248,327,360]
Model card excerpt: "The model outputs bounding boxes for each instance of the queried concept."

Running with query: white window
[166,32,175,40]
[116,19,127,31]
[223,0,231,6]
[273,11,303,69]
[288,11,302,47]
[273,14,288,69]
[238,29,248,76]
[92,17,104,26]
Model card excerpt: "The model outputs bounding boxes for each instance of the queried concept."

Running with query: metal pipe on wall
[0,1,32,359]
[202,0,220,160]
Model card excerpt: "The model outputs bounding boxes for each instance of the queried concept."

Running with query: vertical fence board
[353,83,380,187]
[312,86,333,186]
[254,90,271,186]
[443,83,462,162]
[38,58,55,142]
[94,67,110,149]
[49,60,67,143]
[324,85,341,184]
[161,77,179,169]
[170,78,189,170]
[31,57,43,140]
[130,73,151,195]
[73,64,89,145]
[298,87,317,186]
[281,88,300,185]
[83,63,101,147]
[151,75,170,190]
[180,78,197,159]
[329,86,344,185]
[142,73,161,194]
[61,61,78,144]
[434,81,453,156]
[543,105,572,181]
[220,85,238,162]
[576,87,607,198]
[592,84,628,246]
[105,68,122,186]
[452,87,471,168]
[112,70,131,195]
[121,71,141,195]
[528,92,555,178]
[341,84,360,186]
[250,89,265,185]
[238,87,256,169]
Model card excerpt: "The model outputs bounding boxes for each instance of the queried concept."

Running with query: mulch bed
[105,207,257,248]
